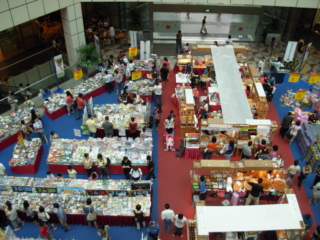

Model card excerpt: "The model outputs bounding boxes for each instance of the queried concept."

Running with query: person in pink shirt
[162,57,170,69]
[269,145,278,159]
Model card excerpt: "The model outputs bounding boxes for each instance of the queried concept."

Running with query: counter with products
[47,137,152,174]
[9,138,43,174]
[179,88,197,138]
[125,79,154,103]
[0,177,152,226]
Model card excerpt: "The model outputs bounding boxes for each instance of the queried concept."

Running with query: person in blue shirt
[199,176,206,200]
[225,140,235,160]
[42,89,52,100]
[148,221,160,240]
[268,74,275,84]
[302,214,313,229]
[53,203,70,232]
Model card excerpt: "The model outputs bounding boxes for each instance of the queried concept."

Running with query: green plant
[127,7,144,31]
[266,18,281,33]
[77,44,101,69]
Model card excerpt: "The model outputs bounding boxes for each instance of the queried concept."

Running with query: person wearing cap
[280,112,293,139]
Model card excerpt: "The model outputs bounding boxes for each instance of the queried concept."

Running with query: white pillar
[60,3,86,66]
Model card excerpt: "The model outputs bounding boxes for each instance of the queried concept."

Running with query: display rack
[179,88,197,137]
[296,122,319,156]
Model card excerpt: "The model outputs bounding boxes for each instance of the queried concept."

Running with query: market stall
[179,88,197,138]
[47,136,152,174]
[0,177,152,227]
[9,138,43,175]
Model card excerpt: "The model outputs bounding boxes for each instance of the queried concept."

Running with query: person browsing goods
[245,178,263,205]
[199,176,206,200]
[102,116,113,138]
[287,160,301,186]
[161,204,175,234]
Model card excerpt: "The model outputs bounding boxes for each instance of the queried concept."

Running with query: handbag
[87,211,97,221]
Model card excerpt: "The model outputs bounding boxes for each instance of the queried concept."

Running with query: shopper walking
[224,140,235,160]
[65,91,74,115]
[146,155,156,180]
[287,120,301,145]
[200,16,207,34]
[199,176,206,200]
[102,116,113,138]
[173,214,187,238]
[133,204,146,230]
[298,163,312,190]
[269,145,278,159]
[245,178,263,205]
[162,57,171,69]
[98,225,109,240]
[280,112,293,138]
[5,201,24,231]
[76,93,85,120]
[83,198,98,228]
[161,204,175,234]
[83,153,94,177]
[53,203,70,232]
[130,167,142,181]
[23,200,38,225]
[115,70,122,95]
[287,160,301,186]
[103,70,114,93]
[148,221,160,240]
[311,168,320,189]
[309,182,320,206]
[121,156,132,179]
[160,63,169,90]
[128,117,138,139]
[241,141,252,160]
[203,136,217,159]
[97,154,110,179]
[68,165,77,179]
[258,57,265,71]
[33,118,47,143]
[86,114,97,138]
[176,30,182,53]
[154,104,162,131]
[272,154,284,168]
[39,222,55,240]
[164,116,174,134]
[154,80,162,105]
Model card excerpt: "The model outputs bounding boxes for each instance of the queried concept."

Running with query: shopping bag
[87,212,97,221]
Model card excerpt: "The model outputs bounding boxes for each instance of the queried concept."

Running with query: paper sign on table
[132,71,142,80]
[74,129,81,137]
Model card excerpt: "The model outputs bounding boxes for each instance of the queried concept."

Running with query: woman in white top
[198,100,209,119]
[132,93,144,105]
[310,182,320,206]
[288,120,301,145]
[5,201,24,231]
[130,167,142,181]
[164,116,174,134]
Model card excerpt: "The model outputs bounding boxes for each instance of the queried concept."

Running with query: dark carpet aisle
[0,90,159,240]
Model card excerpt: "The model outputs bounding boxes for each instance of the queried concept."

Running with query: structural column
[61,3,86,66]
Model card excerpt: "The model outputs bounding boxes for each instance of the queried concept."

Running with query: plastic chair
[120,39,129,48]
[120,29,127,38]
[102,39,111,47]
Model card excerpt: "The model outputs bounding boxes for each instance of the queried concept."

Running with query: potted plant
[127,7,145,42]
[77,44,102,79]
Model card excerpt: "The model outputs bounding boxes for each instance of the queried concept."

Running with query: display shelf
[177,54,192,66]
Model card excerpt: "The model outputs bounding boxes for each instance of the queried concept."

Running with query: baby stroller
[164,132,175,151]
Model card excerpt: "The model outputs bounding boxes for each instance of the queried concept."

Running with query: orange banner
[288,73,300,83]
[132,71,142,81]
[295,90,307,100]
[73,68,83,81]
[128,47,138,57]
[309,74,320,84]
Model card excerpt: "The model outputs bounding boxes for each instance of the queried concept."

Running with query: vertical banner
[294,90,307,100]
[288,73,300,83]
[309,74,320,84]
[129,31,138,47]
[128,47,138,58]
[140,41,150,60]
[53,54,65,78]
[283,41,298,62]
[131,71,142,80]
[94,34,101,57]
[73,68,83,80]
[299,42,312,72]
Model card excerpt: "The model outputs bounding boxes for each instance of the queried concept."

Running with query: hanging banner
[129,31,138,47]
[309,74,320,84]
[53,54,65,78]
[288,73,300,83]
[299,42,312,72]
[294,90,307,100]
[73,68,83,80]
[132,71,142,80]
[94,35,101,55]
[283,41,298,62]
[128,47,138,58]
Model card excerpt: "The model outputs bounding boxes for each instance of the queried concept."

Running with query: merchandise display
[9,138,42,166]
[45,73,105,113]
[94,104,150,129]
[126,79,154,96]
[47,137,152,166]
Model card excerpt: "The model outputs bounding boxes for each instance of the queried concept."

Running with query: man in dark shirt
[200,16,207,34]
[245,178,263,205]
[190,71,200,88]
[160,63,169,89]
[102,116,113,138]
[121,156,132,179]
[308,111,319,125]
[280,112,293,139]
[146,155,156,180]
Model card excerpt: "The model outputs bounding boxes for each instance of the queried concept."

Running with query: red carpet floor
[157,74,314,239]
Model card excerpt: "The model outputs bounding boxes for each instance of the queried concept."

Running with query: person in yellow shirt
[97,154,110,179]
[86,114,97,138]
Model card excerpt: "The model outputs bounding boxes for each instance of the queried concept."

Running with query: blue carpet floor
[0,90,158,240]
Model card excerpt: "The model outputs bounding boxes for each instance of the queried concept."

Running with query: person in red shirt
[76,93,85,120]
[128,117,137,139]
[308,111,319,125]
[40,221,54,240]
[245,85,251,97]
[65,91,74,116]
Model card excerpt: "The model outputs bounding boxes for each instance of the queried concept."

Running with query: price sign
[0,186,6,191]
[308,74,320,84]
[85,189,109,196]
[35,187,58,194]
[294,90,307,100]
[288,73,300,83]
[131,190,150,196]
[128,47,138,57]
[12,186,32,193]
[131,71,142,81]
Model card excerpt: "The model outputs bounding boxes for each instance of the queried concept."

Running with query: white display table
[175,73,191,86]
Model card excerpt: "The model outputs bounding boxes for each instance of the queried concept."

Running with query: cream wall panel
[27,0,45,20]
[71,33,80,48]
[275,0,297,7]
[253,0,275,5]
[11,5,29,26]
[0,0,9,12]
[0,11,13,31]
[162,0,185,2]
[74,0,92,2]
[77,32,86,47]
[62,18,78,35]
[66,45,77,65]
[61,5,76,21]
[76,18,84,32]
[231,0,253,4]
[8,0,26,9]
[185,0,208,3]
[43,0,60,14]
[297,0,319,8]
[74,3,82,19]
[208,0,231,3]
[64,33,73,48]
[59,0,73,9]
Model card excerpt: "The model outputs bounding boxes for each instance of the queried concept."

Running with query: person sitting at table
[24,96,34,108]
[190,71,200,89]
[257,139,267,152]
[132,93,144,105]
[29,109,41,123]
[89,172,98,181]
[118,51,126,64]
[42,89,51,100]
[254,149,270,160]
[50,131,59,141]
[308,111,319,125]
[118,93,128,104]
[198,100,210,119]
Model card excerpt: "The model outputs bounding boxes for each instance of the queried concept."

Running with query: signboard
[204,9,211,12]
[128,47,138,57]
[85,189,109,196]
[53,54,65,78]
[283,41,298,62]
[299,42,312,72]
[131,190,150,196]
[57,187,86,195]
[294,90,307,100]
[74,129,81,137]
[74,68,83,80]
[288,73,300,83]
[12,186,32,193]
[132,71,142,80]
[35,187,58,194]
[108,190,129,197]
[309,74,320,84]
